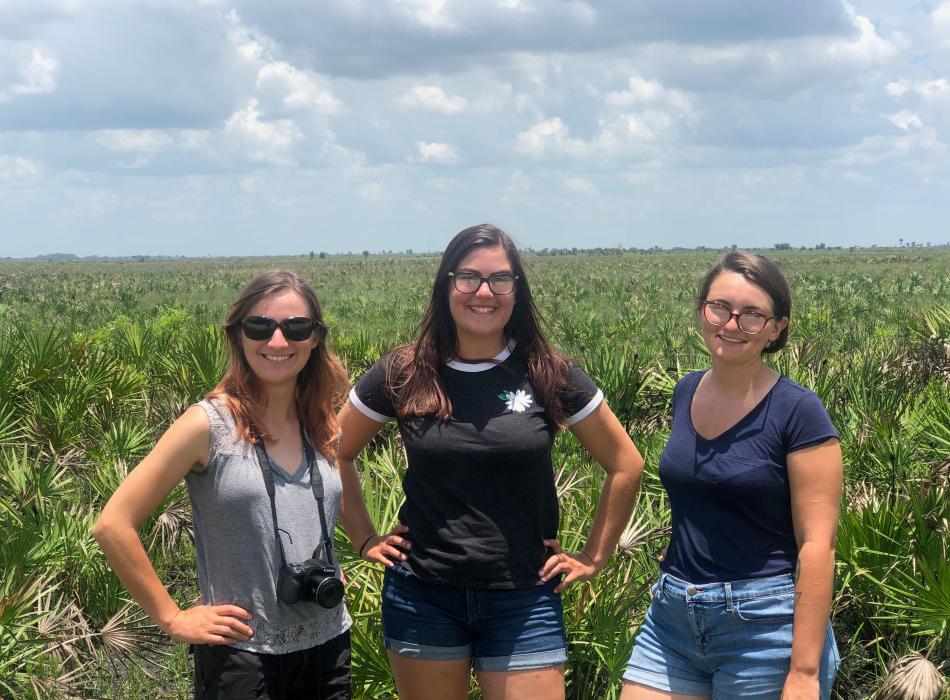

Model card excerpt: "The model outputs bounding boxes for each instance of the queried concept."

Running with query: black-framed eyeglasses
[240,316,326,341]
[701,301,777,335]
[448,271,519,295]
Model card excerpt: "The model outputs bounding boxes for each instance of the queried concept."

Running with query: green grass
[0,249,947,698]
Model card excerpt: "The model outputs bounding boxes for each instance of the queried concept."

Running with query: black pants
[192,629,351,700]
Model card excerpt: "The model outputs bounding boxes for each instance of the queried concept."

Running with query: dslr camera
[276,550,344,608]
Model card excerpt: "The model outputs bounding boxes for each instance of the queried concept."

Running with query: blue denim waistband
[658,572,795,611]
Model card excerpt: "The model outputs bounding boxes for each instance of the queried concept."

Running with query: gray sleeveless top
[185,399,351,654]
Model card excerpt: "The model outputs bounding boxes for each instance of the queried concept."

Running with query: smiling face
[240,289,318,389]
[447,244,516,354]
[700,271,788,365]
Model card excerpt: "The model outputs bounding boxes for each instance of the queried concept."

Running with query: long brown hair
[387,224,572,427]
[207,270,349,459]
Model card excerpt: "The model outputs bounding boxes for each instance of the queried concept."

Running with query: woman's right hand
[361,524,411,567]
[166,604,254,645]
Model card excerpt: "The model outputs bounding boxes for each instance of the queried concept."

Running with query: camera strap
[252,425,335,569]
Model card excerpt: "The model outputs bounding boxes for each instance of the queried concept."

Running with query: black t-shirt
[350,343,603,589]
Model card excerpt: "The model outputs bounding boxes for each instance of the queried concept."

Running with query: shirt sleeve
[562,364,604,427]
[785,390,839,453]
[349,359,397,424]
[671,372,691,409]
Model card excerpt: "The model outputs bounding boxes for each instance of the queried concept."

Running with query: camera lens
[314,576,344,608]
[304,568,344,608]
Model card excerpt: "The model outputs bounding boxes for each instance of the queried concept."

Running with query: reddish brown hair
[207,270,349,459]
[386,224,572,427]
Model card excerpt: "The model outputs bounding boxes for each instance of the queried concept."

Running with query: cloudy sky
[1,0,949,256]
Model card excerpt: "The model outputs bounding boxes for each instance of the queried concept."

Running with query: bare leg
[476,665,565,700]
[620,681,710,700]
[388,652,472,700]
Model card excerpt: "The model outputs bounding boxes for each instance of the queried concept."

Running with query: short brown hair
[697,252,791,354]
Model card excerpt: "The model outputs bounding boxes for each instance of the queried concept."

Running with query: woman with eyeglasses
[621,253,842,700]
[335,224,644,699]
[94,270,353,699]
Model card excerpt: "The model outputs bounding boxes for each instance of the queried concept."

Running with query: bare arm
[336,400,410,566]
[783,438,842,698]
[92,406,253,644]
[539,402,644,592]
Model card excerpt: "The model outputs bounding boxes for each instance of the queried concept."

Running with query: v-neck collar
[268,454,309,482]
[688,370,783,442]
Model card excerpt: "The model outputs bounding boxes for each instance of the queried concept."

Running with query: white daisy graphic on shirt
[498,389,534,413]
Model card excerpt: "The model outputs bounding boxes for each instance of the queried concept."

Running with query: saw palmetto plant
[0,249,947,698]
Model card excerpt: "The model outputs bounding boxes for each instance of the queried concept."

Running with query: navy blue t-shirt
[350,343,603,589]
[659,370,839,584]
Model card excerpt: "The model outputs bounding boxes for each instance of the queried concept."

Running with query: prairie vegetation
[0,250,947,699]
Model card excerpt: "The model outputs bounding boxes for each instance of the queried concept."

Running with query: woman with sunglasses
[335,224,644,699]
[94,270,353,699]
[621,253,842,700]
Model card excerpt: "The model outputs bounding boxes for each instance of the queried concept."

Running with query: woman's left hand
[780,670,820,699]
[539,538,599,593]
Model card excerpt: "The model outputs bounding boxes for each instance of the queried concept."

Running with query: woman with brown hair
[335,224,644,699]
[621,252,842,699]
[94,270,353,699]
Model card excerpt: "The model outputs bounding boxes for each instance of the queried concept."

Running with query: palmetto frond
[874,652,947,700]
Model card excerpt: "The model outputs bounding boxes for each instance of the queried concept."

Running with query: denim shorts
[624,572,839,699]
[381,562,567,672]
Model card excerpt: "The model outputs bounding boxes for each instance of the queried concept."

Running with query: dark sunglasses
[240,316,325,342]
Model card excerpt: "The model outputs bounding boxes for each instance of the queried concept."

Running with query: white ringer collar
[446,340,515,372]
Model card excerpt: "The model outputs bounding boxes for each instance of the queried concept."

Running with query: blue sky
[1,0,949,256]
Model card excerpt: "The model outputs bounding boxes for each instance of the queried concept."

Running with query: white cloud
[919,79,950,100]
[887,111,923,131]
[833,126,946,168]
[605,75,691,113]
[396,85,467,114]
[225,99,302,164]
[256,61,341,114]
[601,75,695,145]
[241,175,261,192]
[886,78,950,101]
[510,53,564,90]
[4,1,950,254]
[827,7,898,65]
[622,111,676,141]
[94,129,174,152]
[14,47,57,95]
[226,9,267,62]
[393,0,456,31]
[515,118,588,158]
[886,80,910,97]
[227,9,342,116]
[933,2,950,44]
[414,141,459,164]
[515,108,685,162]
[0,154,42,179]
[563,177,596,194]
[0,46,58,102]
